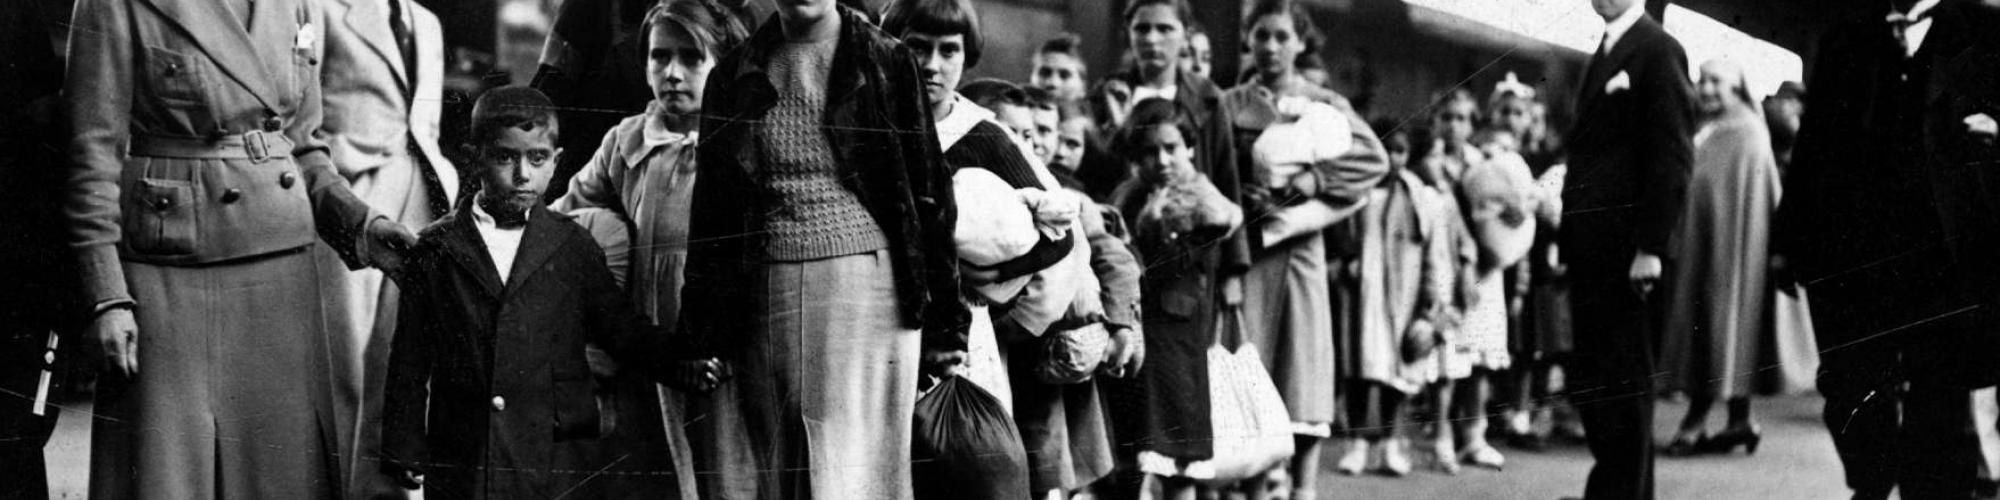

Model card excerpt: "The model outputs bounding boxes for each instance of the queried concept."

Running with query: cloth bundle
[953,168,1041,267]
[1134,172,1243,247]
[1250,96,1354,190]
[1459,152,1539,270]
[913,376,1032,500]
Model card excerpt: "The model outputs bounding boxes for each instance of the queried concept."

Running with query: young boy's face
[1053,117,1092,172]
[1030,105,1061,165]
[475,124,562,217]
[647,22,714,118]
[1031,51,1087,102]
[992,103,1042,163]
[1130,123,1194,184]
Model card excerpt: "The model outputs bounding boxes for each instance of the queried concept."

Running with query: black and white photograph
[2,0,1998,498]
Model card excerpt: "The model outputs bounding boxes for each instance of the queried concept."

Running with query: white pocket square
[1606,71,1632,94]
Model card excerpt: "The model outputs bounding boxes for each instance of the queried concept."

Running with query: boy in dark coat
[381,86,715,499]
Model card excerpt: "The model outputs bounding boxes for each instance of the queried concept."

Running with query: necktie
[389,0,418,87]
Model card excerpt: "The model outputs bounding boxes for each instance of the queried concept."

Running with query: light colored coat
[62,0,385,497]
[312,1,455,498]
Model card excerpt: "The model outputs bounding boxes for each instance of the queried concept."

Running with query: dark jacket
[381,204,672,498]
[1775,1,2000,347]
[1092,68,1253,277]
[1560,13,1695,273]
[683,5,970,352]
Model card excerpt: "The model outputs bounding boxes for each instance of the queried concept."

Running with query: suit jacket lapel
[437,214,506,299]
[1921,3,1976,107]
[503,206,569,296]
[138,0,283,110]
[342,0,411,90]
[1576,17,1655,124]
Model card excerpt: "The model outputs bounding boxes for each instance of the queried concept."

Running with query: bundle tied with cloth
[1459,152,1539,272]
[1250,95,1364,245]
[951,167,1108,388]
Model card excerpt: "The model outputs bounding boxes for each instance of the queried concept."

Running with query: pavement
[40,393,1854,499]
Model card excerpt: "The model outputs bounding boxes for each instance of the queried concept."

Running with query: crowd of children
[383,0,1588,499]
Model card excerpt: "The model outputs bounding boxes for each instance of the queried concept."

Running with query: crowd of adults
[2,0,1999,499]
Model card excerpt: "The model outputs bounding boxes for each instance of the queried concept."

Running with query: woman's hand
[92,308,139,379]
[1101,325,1145,377]
[922,348,969,379]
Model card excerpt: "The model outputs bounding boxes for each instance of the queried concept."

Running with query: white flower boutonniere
[1606,71,1632,94]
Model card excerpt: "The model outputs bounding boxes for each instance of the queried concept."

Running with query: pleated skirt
[90,248,339,500]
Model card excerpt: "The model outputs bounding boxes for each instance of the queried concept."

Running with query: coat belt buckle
[243,130,272,163]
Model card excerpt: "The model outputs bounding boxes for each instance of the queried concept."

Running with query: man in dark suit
[1558,0,1694,498]
[1775,1,2000,498]
[0,2,73,498]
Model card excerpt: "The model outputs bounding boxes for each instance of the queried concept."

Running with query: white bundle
[1251,96,1354,189]
[953,168,1041,267]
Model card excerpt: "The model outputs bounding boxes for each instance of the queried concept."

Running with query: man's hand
[1967,113,1997,145]
[1101,325,1145,378]
[1629,251,1662,298]
[92,308,139,379]
[921,348,969,379]
[364,217,418,277]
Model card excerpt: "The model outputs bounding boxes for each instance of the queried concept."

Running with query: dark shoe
[1698,425,1762,455]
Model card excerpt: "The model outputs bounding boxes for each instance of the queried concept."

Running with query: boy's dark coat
[382,204,667,499]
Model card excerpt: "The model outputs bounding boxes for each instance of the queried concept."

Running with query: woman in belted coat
[62,0,411,497]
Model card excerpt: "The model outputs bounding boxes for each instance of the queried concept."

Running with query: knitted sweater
[756,37,890,261]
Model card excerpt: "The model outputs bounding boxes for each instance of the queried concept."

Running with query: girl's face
[1127,4,1186,78]
[1383,134,1410,172]
[1493,97,1535,138]
[1130,124,1194,183]
[902,32,967,112]
[1032,51,1088,102]
[646,22,714,118]
[1432,99,1477,145]
[1247,13,1303,80]
[1181,32,1212,79]
[1053,117,1092,172]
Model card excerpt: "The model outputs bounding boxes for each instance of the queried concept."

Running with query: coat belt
[131,131,294,162]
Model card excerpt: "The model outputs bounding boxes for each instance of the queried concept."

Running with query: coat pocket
[126,179,199,255]
[551,375,603,442]
[145,47,205,105]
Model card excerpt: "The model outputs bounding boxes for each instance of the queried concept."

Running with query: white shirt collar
[1890,0,1942,57]
[469,194,528,283]
[1133,85,1178,105]
[1601,1,1648,54]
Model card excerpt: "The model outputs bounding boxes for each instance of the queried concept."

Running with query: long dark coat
[382,205,672,499]
[1097,69,1248,462]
